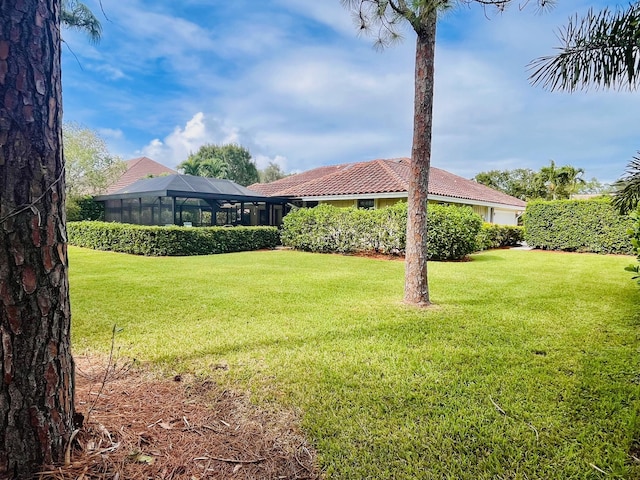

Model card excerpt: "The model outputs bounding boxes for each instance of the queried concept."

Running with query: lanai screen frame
[95,190,289,227]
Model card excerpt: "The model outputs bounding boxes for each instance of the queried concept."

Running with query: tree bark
[0,1,75,478]
[404,10,437,306]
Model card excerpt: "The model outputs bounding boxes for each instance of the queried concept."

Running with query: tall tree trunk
[404,11,436,306]
[0,1,75,478]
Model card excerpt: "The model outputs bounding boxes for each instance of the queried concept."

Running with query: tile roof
[249,158,526,208]
[106,157,177,193]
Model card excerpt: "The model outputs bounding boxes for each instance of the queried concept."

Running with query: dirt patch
[38,355,320,479]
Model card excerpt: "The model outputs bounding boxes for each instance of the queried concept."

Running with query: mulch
[37,355,320,480]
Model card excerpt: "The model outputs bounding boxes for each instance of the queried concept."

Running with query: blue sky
[61,0,639,182]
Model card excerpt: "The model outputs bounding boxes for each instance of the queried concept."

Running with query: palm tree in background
[537,161,585,200]
[530,3,640,212]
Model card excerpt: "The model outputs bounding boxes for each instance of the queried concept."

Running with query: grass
[69,247,640,479]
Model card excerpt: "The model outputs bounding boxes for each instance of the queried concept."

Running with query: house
[249,158,526,225]
[95,174,288,227]
[106,156,177,194]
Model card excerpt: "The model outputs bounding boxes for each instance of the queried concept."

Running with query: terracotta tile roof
[249,158,526,208]
[106,157,177,193]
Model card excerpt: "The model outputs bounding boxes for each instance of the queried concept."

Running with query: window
[357,199,375,210]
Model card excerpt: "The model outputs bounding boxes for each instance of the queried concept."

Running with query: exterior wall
[321,199,356,208]
[376,197,405,209]
[492,208,518,226]
[472,205,490,222]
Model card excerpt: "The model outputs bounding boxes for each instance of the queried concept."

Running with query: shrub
[476,223,524,251]
[523,198,633,254]
[66,195,104,221]
[280,202,482,261]
[624,208,640,284]
[67,221,279,256]
[426,204,483,260]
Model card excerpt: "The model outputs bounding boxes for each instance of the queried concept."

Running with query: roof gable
[106,156,177,193]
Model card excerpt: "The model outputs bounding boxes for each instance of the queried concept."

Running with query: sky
[61,0,639,183]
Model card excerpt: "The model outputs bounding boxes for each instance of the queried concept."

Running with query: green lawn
[69,247,640,479]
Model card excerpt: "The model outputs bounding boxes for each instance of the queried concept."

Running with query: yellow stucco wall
[376,198,405,209]
[320,199,357,208]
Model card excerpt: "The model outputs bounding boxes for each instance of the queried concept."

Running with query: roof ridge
[379,159,409,190]
[275,164,346,196]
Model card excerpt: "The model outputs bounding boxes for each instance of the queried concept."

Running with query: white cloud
[139,113,263,168]
[254,154,288,171]
[97,127,124,139]
[93,64,126,80]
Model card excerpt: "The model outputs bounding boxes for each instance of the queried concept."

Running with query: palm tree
[559,165,586,197]
[538,160,562,200]
[613,154,640,214]
[177,157,202,176]
[530,3,640,211]
[61,0,102,44]
[199,157,228,178]
[342,0,552,306]
[537,161,586,199]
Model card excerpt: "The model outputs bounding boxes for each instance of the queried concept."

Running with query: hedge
[476,223,524,251]
[67,221,279,256]
[280,202,482,261]
[523,198,633,254]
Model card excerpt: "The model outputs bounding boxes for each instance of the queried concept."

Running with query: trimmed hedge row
[476,223,524,251]
[280,202,482,261]
[67,221,279,256]
[524,198,633,254]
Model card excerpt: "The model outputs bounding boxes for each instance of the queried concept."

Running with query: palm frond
[529,3,640,91]
[613,153,640,214]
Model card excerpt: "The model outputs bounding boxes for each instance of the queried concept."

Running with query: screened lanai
[94,175,290,227]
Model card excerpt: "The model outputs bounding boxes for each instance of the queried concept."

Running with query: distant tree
[179,144,259,186]
[577,177,613,195]
[538,160,585,200]
[63,123,126,197]
[342,0,552,306]
[558,164,586,197]
[199,157,228,179]
[177,157,201,176]
[474,168,545,200]
[260,162,288,183]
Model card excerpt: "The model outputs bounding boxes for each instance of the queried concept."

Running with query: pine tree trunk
[0,1,75,477]
[404,11,437,307]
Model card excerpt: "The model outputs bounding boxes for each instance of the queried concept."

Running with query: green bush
[280,202,482,261]
[67,221,279,256]
[624,208,640,284]
[426,204,483,260]
[523,198,633,254]
[476,223,524,251]
[66,195,104,221]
